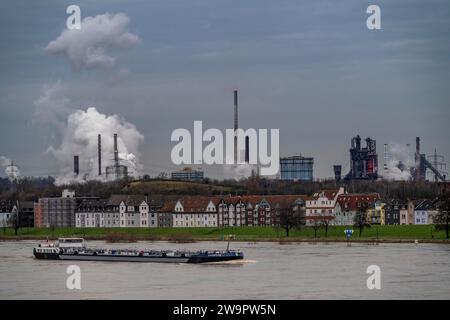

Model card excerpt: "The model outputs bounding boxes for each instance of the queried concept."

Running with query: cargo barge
[33,238,244,264]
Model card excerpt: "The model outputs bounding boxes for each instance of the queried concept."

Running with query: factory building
[345,135,378,181]
[105,133,128,181]
[280,156,314,181]
[413,137,447,182]
[171,167,204,182]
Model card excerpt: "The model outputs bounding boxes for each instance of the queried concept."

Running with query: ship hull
[59,254,190,263]
[33,250,60,260]
[34,250,243,263]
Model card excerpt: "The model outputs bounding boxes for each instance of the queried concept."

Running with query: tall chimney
[383,143,389,175]
[416,137,420,156]
[98,134,102,176]
[415,137,421,182]
[245,135,249,163]
[234,90,238,163]
[114,133,119,166]
[74,155,79,176]
[333,165,342,182]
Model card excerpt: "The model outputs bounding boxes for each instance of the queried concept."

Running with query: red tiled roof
[336,193,380,211]
[160,194,306,212]
[160,200,177,212]
[179,196,212,212]
[308,189,340,201]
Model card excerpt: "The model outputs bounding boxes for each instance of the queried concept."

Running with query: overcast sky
[0,0,449,180]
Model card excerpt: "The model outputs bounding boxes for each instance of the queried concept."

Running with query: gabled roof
[159,194,307,212]
[415,199,438,211]
[77,199,109,211]
[385,199,408,206]
[179,196,213,212]
[160,200,177,212]
[336,193,380,211]
[306,189,340,201]
[107,194,148,206]
[264,195,306,208]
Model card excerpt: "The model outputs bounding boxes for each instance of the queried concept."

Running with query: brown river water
[1,240,449,299]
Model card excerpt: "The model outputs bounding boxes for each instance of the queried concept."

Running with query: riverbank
[0,225,449,243]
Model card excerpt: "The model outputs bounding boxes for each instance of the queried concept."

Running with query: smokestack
[98,134,102,176]
[245,136,249,163]
[234,90,238,163]
[416,137,420,156]
[333,165,342,182]
[383,143,389,175]
[74,155,79,176]
[114,133,119,166]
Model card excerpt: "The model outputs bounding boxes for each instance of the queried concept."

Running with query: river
[1,240,449,299]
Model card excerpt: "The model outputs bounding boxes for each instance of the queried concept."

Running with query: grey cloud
[45,13,140,71]
[33,81,74,136]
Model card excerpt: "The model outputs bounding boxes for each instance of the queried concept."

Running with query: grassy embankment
[0,225,449,242]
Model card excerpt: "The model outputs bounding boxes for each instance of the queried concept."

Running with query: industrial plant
[3,90,447,185]
[332,135,447,183]
[412,137,447,182]
[338,135,379,181]
[73,133,129,181]
[105,133,129,180]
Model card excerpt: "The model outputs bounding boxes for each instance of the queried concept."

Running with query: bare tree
[311,218,322,238]
[321,216,332,238]
[354,209,370,237]
[278,203,305,237]
[434,195,450,239]
[8,201,21,236]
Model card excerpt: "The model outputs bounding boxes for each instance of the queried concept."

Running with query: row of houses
[29,187,443,229]
[306,187,440,226]
[73,194,305,228]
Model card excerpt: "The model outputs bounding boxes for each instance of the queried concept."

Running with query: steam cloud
[47,107,144,186]
[0,156,21,181]
[36,12,144,185]
[223,151,254,180]
[45,13,140,71]
[384,143,413,181]
[33,81,73,137]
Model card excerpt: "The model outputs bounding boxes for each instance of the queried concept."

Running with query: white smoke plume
[45,13,140,71]
[47,107,144,186]
[223,150,254,180]
[384,142,413,181]
[0,156,21,182]
[33,81,74,137]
